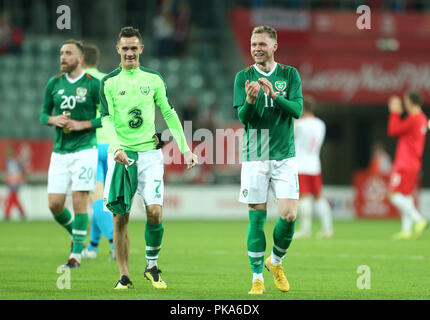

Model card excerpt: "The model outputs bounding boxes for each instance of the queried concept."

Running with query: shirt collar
[253,62,278,77]
[120,63,140,74]
[65,70,85,83]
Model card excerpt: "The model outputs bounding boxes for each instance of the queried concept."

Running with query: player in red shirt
[4,145,26,220]
[388,92,428,239]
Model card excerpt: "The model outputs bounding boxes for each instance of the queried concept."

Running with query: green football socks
[145,222,164,261]
[247,210,267,274]
[272,217,295,262]
[72,213,88,254]
[54,208,74,235]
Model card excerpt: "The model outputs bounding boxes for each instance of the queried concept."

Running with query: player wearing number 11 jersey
[233,25,303,294]
[40,39,101,268]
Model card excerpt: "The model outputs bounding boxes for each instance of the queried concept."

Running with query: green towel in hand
[106,150,139,215]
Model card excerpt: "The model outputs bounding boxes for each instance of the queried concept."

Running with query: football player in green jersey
[80,44,115,262]
[233,26,303,294]
[40,39,102,269]
[101,27,198,290]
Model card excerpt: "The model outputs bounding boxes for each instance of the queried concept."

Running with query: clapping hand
[258,78,277,100]
[245,80,260,104]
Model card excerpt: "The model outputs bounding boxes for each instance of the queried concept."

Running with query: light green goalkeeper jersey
[233,63,303,161]
[100,65,190,154]
[85,68,109,145]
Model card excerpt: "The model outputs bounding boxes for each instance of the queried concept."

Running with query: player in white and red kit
[294,96,333,239]
[388,92,428,240]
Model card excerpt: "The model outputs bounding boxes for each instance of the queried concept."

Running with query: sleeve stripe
[100,78,109,116]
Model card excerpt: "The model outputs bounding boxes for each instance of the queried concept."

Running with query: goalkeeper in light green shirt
[101,26,198,290]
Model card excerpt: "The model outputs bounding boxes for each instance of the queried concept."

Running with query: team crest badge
[274,81,287,92]
[242,189,248,198]
[76,87,87,103]
[140,86,150,96]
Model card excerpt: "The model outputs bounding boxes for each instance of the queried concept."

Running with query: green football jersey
[100,66,190,154]
[85,68,109,145]
[40,72,101,154]
[233,63,303,161]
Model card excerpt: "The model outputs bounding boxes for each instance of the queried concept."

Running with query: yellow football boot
[264,257,290,292]
[414,220,428,238]
[144,266,167,290]
[392,231,413,240]
[248,279,265,295]
[114,276,134,290]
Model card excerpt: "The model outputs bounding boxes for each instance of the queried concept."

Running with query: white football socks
[390,193,424,232]
[390,193,413,233]
[270,252,283,266]
[315,197,333,234]
[297,196,313,234]
[403,195,425,224]
[70,253,81,263]
[147,259,158,268]
[253,273,264,282]
[401,210,413,233]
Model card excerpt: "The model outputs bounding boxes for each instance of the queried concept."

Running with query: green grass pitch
[0,219,429,300]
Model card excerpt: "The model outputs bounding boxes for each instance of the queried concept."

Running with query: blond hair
[252,25,277,41]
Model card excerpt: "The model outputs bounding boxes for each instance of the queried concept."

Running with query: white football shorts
[239,157,300,204]
[104,149,164,211]
[47,147,98,194]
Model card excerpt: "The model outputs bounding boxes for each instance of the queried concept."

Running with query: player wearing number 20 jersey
[40,71,101,153]
[40,39,102,269]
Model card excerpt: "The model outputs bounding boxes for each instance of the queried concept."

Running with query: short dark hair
[63,39,84,54]
[406,91,422,106]
[303,95,316,114]
[83,44,100,67]
[117,26,142,43]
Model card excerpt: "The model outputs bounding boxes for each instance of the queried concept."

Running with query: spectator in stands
[173,1,191,57]
[387,0,406,12]
[0,12,23,55]
[152,4,175,57]
[199,102,218,135]
[181,96,200,134]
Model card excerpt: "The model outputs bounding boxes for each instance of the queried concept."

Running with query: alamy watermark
[161,122,270,165]
[57,5,71,30]
[56,266,71,289]
[356,265,371,289]
[356,5,371,30]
